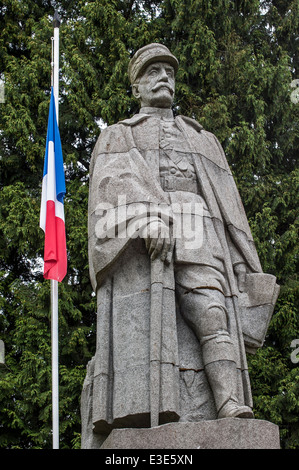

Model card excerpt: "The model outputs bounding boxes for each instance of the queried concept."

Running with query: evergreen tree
[0,0,298,448]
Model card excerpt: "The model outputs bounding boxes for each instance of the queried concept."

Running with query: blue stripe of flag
[43,87,66,204]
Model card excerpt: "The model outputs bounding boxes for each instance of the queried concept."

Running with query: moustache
[152,83,174,95]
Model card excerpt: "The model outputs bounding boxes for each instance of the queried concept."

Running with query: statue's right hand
[142,219,174,263]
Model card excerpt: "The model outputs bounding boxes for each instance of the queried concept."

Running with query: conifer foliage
[0,0,298,448]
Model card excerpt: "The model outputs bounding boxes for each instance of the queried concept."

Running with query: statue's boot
[205,360,254,419]
[202,333,254,419]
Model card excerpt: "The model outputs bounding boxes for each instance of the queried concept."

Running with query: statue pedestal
[100,419,280,449]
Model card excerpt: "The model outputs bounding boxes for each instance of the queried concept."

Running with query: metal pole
[51,10,61,450]
[51,279,59,449]
[53,11,60,122]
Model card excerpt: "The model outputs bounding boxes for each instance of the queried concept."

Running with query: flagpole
[51,278,59,449]
[51,10,61,450]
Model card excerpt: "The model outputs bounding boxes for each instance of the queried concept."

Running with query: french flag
[40,88,67,281]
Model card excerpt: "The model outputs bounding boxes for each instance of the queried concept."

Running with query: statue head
[128,43,179,109]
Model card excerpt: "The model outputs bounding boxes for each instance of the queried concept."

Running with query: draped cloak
[82,113,279,437]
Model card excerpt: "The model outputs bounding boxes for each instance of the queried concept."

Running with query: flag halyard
[40,88,67,282]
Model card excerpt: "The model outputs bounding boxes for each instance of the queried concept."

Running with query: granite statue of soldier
[81,43,279,446]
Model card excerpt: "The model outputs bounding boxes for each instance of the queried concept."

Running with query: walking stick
[150,256,164,427]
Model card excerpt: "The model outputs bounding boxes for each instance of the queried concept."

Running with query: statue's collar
[139,107,174,120]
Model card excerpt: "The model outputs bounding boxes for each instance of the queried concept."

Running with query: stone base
[100,418,280,449]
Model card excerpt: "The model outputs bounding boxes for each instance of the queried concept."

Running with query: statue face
[133,61,175,108]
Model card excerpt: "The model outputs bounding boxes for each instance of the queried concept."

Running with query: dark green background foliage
[0,0,298,448]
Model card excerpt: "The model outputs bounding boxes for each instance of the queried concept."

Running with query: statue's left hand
[234,263,247,292]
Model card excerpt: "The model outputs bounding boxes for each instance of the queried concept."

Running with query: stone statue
[81,44,280,448]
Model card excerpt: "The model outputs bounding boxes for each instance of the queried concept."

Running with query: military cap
[128,43,179,84]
